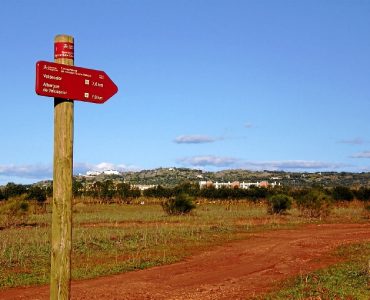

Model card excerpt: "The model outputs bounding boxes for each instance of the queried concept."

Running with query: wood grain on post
[51,34,74,300]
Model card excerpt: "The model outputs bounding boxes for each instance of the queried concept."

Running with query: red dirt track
[1,223,369,299]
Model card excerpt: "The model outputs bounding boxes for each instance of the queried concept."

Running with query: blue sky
[1,0,370,184]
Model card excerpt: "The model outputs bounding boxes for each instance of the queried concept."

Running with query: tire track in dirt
[1,223,369,299]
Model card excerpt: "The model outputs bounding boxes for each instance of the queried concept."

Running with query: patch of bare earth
[1,223,369,299]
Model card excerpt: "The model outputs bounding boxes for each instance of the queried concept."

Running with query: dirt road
[1,223,369,299]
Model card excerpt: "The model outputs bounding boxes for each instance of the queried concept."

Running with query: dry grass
[0,200,368,289]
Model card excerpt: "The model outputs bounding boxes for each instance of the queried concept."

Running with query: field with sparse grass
[256,242,370,300]
[0,199,369,293]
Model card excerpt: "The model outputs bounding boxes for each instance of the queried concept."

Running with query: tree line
[1,180,370,203]
[0,182,47,203]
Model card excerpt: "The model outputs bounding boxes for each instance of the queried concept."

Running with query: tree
[161,193,196,215]
[129,186,141,198]
[172,182,200,197]
[26,186,47,203]
[354,187,370,201]
[116,183,140,200]
[90,181,103,198]
[72,179,84,198]
[45,184,53,198]
[332,186,354,202]
[143,185,171,198]
[4,182,27,199]
[0,189,5,201]
[199,186,217,199]
[100,180,115,201]
[296,189,332,218]
[246,186,268,202]
[116,182,131,199]
[267,194,292,214]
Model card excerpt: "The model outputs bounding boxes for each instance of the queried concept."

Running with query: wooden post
[50,34,74,300]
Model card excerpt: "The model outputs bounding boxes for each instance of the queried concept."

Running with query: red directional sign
[35,61,118,104]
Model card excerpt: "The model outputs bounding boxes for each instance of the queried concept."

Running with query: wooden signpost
[35,34,118,300]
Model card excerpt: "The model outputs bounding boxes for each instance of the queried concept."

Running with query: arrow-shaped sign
[35,61,118,104]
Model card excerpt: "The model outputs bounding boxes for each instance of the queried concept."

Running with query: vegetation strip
[1,199,369,290]
[1,178,369,295]
[258,242,370,300]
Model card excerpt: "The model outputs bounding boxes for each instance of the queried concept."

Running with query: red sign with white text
[35,61,118,104]
[54,42,74,59]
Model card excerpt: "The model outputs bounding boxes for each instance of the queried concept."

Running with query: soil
[1,223,369,299]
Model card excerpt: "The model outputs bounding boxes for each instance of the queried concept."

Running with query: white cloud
[174,135,216,144]
[338,138,365,145]
[177,155,239,167]
[177,156,346,171]
[240,160,346,171]
[0,164,52,179]
[350,151,370,158]
[244,122,253,128]
[0,162,140,184]
[74,162,140,174]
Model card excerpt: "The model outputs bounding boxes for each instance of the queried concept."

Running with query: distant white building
[102,170,120,175]
[199,180,280,189]
[84,169,120,176]
[214,182,233,189]
[86,171,102,176]
[133,184,157,191]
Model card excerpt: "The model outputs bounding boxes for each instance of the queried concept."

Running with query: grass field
[259,242,370,300]
[0,199,368,295]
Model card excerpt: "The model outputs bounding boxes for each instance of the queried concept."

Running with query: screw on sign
[35,61,118,104]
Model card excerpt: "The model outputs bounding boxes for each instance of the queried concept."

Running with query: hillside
[72,168,370,188]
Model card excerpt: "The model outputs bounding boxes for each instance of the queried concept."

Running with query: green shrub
[161,193,196,215]
[353,187,370,201]
[332,186,354,202]
[296,189,332,218]
[267,194,292,214]
[26,186,47,203]
[0,189,5,201]
[0,197,30,227]
[3,182,27,199]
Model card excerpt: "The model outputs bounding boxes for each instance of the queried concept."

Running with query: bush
[26,186,47,203]
[353,187,370,201]
[161,193,196,215]
[0,197,30,227]
[267,194,292,214]
[332,186,354,202]
[296,189,332,218]
[0,189,5,201]
[144,185,172,198]
[3,182,27,199]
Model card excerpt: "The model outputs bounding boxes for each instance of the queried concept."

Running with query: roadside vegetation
[161,193,196,215]
[267,194,292,214]
[0,180,369,292]
[259,242,370,300]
